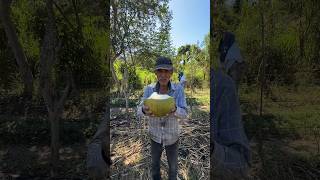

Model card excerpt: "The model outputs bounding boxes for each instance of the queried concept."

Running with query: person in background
[210,31,251,180]
[178,71,186,88]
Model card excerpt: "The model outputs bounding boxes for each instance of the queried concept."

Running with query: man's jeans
[151,139,178,180]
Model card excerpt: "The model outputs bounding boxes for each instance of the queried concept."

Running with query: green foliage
[176,43,209,88]
[56,28,107,89]
[127,66,142,90]
[11,0,41,60]
[11,0,43,77]
[184,68,205,89]
[111,0,174,72]
[0,117,50,144]
[0,116,99,145]
[136,67,157,86]
[82,16,109,62]
[216,0,320,86]
[115,60,143,90]
[114,59,159,88]
[0,0,110,93]
[114,60,123,80]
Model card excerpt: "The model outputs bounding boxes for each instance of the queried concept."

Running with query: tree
[0,0,111,177]
[0,0,34,98]
[39,0,72,176]
[110,0,173,87]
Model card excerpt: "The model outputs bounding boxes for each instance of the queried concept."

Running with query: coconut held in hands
[144,92,175,117]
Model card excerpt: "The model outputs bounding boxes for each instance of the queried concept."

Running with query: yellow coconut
[144,92,175,117]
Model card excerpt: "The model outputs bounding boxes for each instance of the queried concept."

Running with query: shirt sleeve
[180,75,186,82]
[174,86,188,119]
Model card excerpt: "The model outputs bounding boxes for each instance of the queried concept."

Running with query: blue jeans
[151,139,178,180]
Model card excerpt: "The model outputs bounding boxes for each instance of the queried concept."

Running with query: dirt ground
[110,106,210,180]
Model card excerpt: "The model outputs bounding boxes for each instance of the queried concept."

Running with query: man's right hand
[142,105,154,116]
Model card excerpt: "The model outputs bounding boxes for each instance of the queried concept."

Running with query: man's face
[155,69,173,86]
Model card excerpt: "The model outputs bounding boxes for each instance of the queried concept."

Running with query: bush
[189,76,203,88]
[56,25,108,90]
[136,67,157,86]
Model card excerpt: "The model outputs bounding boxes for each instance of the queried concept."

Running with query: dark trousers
[151,139,178,180]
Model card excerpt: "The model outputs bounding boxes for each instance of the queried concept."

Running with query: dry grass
[110,105,210,180]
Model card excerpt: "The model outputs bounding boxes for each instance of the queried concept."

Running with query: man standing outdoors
[211,32,251,179]
[137,57,188,180]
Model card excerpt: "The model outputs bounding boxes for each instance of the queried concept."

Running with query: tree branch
[53,1,75,30]
[71,0,83,37]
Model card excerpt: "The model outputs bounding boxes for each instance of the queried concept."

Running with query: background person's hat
[154,56,173,71]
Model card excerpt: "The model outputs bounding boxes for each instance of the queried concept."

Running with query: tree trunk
[123,67,129,123]
[0,0,33,98]
[103,93,110,176]
[299,0,305,60]
[39,0,71,177]
[49,110,60,176]
[110,58,120,85]
[259,1,266,168]
[259,3,265,117]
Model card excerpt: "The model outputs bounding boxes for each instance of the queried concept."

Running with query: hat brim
[155,64,173,71]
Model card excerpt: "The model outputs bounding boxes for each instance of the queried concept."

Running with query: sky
[169,0,210,50]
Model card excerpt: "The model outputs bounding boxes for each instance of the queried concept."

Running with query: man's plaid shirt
[137,81,188,146]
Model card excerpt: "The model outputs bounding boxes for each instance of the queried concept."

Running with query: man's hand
[166,106,177,116]
[142,105,154,117]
